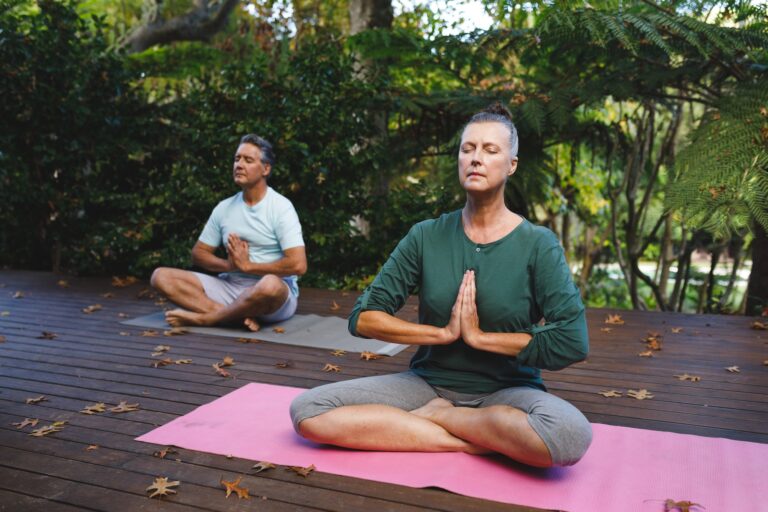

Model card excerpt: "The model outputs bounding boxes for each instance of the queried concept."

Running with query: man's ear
[263,163,272,177]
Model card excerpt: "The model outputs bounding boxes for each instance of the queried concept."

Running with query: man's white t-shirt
[198,187,305,296]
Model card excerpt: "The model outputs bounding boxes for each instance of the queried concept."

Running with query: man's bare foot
[166,309,210,327]
[243,317,261,332]
[410,397,454,422]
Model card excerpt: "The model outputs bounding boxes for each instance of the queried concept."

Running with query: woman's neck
[462,195,520,244]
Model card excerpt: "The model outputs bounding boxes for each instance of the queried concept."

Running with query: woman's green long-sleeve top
[348,210,589,394]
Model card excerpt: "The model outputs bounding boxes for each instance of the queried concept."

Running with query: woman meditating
[290,103,592,468]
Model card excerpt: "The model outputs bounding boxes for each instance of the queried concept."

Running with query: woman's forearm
[357,310,455,345]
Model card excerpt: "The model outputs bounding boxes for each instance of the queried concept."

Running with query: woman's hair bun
[481,101,513,121]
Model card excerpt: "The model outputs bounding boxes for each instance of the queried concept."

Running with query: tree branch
[122,0,240,54]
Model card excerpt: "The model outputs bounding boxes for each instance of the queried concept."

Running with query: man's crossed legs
[150,268,296,331]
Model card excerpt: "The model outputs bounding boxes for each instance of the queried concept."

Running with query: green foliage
[667,81,768,238]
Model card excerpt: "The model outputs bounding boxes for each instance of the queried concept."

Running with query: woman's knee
[289,388,341,435]
[530,407,592,466]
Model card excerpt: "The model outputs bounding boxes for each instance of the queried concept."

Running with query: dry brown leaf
[330,300,340,311]
[153,344,171,353]
[212,363,231,377]
[670,327,683,334]
[0,335,5,343]
[82,304,103,314]
[674,374,701,382]
[638,351,654,357]
[25,395,47,405]
[725,365,740,373]
[163,328,188,337]
[151,358,173,368]
[153,447,178,459]
[360,351,383,361]
[146,476,180,499]
[627,389,654,400]
[220,476,250,499]
[57,280,69,288]
[13,291,24,299]
[111,275,138,288]
[137,288,155,299]
[119,331,130,336]
[141,330,159,337]
[664,499,704,512]
[599,327,613,333]
[174,359,192,364]
[286,464,315,478]
[29,424,64,437]
[750,320,767,330]
[598,390,622,398]
[110,401,140,413]
[322,363,341,373]
[220,356,235,367]
[604,314,624,325]
[37,331,58,340]
[237,337,260,343]
[85,445,99,451]
[80,402,107,415]
[51,421,68,428]
[331,349,346,357]
[12,418,39,429]
[273,327,285,333]
[251,461,276,473]
[274,361,292,369]
[101,292,115,299]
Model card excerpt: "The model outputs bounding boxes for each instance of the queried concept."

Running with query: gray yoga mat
[121,312,407,357]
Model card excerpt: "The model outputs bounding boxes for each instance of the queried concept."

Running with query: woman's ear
[508,158,519,176]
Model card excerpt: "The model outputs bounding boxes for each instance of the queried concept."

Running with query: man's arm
[191,240,233,273]
[227,234,307,276]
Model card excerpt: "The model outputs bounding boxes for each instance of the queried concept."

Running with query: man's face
[233,143,270,188]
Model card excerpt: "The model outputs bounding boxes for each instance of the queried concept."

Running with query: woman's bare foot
[166,309,210,327]
[243,317,261,332]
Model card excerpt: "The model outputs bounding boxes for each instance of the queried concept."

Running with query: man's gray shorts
[193,272,297,323]
[289,371,593,467]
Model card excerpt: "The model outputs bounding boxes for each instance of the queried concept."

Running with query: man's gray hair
[240,134,276,168]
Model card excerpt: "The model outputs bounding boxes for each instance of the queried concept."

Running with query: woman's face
[458,122,517,194]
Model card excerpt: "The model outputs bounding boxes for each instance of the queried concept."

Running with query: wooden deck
[0,270,766,511]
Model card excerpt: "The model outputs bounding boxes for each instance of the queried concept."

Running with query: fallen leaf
[671,327,683,333]
[146,476,180,499]
[153,447,178,459]
[25,396,47,405]
[274,361,292,369]
[330,300,340,311]
[30,424,64,437]
[12,418,39,429]
[51,421,68,428]
[674,374,701,382]
[112,275,138,288]
[360,351,382,361]
[251,461,276,473]
[82,304,103,314]
[599,327,613,333]
[117,312,129,318]
[237,337,260,343]
[151,358,174,368]
[725,365,740,373]
[0,311,9,316]
[119,331,130,336]
[85,445,99,451]
[598,390,622,397]
[141,330,159,337]
[174,359,192,364]
[664,499,704,511]
[155,298,168,305]
[153,344,171,353]
[322,363,341,373]
[13,291,24,299]
[627,389,654,400]
[137,287,155,299]
[37,331,57,340]
[751,320,767,330]
[638,350,654,357]
[604,314,624,325]
[80,402,107,415]
[57,280,69,288]
[0,335,4,343]
[286,464,315,478]
[163,327,188,336]
[642,332,663,351]
[220,476,250,499]
[273,327,285,333]
[213,363,231,377]
[101,292,115,298]
[109,401,140,413]
[220,356,235,367]
[331,349,346,357]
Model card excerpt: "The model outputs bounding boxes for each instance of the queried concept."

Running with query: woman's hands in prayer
[459,270,484,347]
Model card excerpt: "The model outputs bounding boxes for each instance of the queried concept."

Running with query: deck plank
[1,270,767,510]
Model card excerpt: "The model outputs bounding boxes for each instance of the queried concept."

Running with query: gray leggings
[289,371,592,466]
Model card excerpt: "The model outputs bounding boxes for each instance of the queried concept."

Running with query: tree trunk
[745,221,768,316]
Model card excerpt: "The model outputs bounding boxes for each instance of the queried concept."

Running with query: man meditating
[151,134,306,331]
[290,104,592,468]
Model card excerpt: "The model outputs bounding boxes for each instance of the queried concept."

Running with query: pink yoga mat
[136,383,765,511]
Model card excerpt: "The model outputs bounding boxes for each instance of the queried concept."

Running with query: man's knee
[248,275,287,304]
[150,267,172,290]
